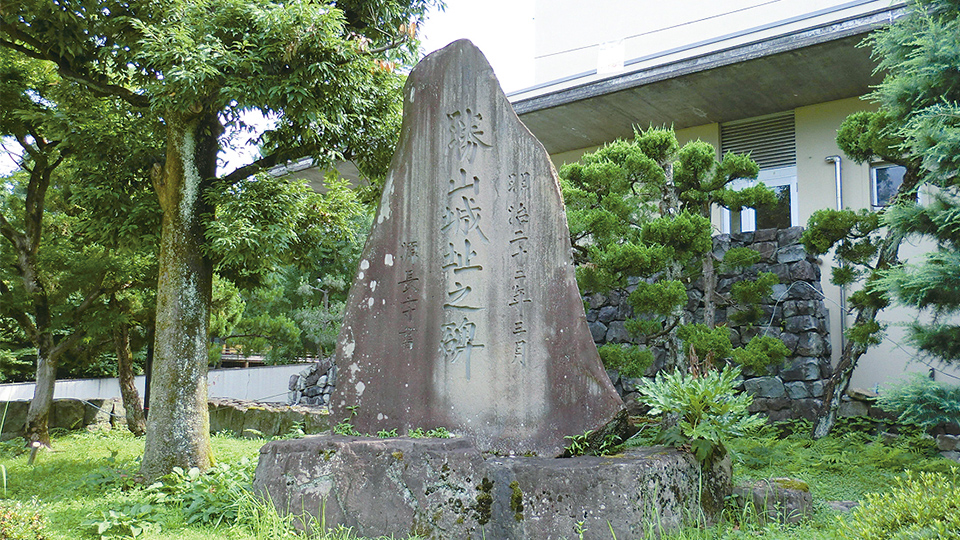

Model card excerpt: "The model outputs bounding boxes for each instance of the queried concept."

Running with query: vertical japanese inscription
[440,108,491,379]
[508,172,532,366]
[398,241,420,350]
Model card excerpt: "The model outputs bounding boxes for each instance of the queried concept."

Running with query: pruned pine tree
[560,127,788,375]
[806,0,958,438]
[1,0,435,479]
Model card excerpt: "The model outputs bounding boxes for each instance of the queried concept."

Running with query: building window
[720,111,797,233]
[872,163,906,207]
[725,166,798,233]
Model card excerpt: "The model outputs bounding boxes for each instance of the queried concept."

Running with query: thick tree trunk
[115,319,146,436]
[140,110,220,480]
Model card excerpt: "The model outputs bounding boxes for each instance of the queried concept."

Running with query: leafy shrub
[839,471,960,539]
[597,343,652,378]
[636,364,765,464]
[145,460,253,526]
[73,452,140,492]
[82,503,159,539]
[878,374,960,431]
[0,502,47,540]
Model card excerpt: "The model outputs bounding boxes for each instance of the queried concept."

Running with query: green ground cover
[0,420,955,539]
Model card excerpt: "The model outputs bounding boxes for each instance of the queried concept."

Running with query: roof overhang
[511,6,904,155]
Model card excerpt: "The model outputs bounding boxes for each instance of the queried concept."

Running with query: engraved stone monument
[331,39,624,457]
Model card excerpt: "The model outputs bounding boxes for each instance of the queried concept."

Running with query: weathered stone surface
[838,398,868,417]
[744,377,786,399]
[208,399,330,438]
[784,382,810,400]
[254,435,728,540]
[777,226,805,246]
[753,228,778,243]
[776,244,807,264]
[847,388,879,402]
[51,399,85,430]
[732,477,812,524]
[789,260,819,281]
[937,434,959,452]
[796,332,825,357]
[588,321,607,342]
[779,357,820,382]
[597,305,618,324]
[331,41,623,457]
[605,321,631,344]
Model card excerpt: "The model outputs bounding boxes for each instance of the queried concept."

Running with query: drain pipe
[825,155,847,351]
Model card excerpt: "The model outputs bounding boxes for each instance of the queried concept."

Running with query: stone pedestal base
[253,435,729,539]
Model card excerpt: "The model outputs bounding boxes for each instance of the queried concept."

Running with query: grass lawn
[0,419,956,539]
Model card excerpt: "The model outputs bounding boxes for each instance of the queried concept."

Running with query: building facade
[510,0,960,389]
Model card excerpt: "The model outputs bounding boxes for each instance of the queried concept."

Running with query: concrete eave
[512,5,904,155]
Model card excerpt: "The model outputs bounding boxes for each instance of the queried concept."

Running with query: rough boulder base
[254,435,729,540]
[331,39,623,457]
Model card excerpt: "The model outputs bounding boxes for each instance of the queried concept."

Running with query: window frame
[721,166,798,234]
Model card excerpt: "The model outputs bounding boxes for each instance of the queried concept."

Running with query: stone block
[748,397,791,414]
[732,477,812,525]
[777,226,805,246]
[789,260,819,281]
[847,388,878,402]
[753,242,777,262]
[838,398,868,418]
[83,399,112,429]
[621,377,644,393]
[288,374,300,391]
[784,315,817,334]
[796,333,825,357]
[605,321,631,343]
[743,377,786,399]
[778,332,799,354]
[779,357,820,382]
[753,228,778,242]
[936,434,959,452]
[253,435,728,540]
[776,245,807,264]
[587,292,607,310]
[807,380,825,398]
[784,382,810,400]
[588,321,607,343]
[598,305,618,324]
[0,401,29,440]
[585,309,598,323]
[51,399,85,430]
[769,263,791,283]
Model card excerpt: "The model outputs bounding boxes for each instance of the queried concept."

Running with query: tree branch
[0,27,150,109]
[0,280,39,342]
[218,144,319,186]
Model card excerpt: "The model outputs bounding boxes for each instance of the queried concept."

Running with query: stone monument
[330,39,624,456]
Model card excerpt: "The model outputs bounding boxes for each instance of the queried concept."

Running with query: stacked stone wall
[586,226,833,421]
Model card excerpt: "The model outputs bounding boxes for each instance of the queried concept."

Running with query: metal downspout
[826,155,847,352]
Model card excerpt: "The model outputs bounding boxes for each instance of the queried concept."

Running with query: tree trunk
[24,336,56,447]
[811,305,881,439]
[702,252,717,329]
[140,109,220,480]
[810,170,921,439]
[114,318,146,436]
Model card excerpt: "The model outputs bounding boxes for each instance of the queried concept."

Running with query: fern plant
[636,364,765,464]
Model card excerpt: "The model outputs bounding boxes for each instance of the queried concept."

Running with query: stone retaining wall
[586,227,833,421]
[0,398,331,440]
